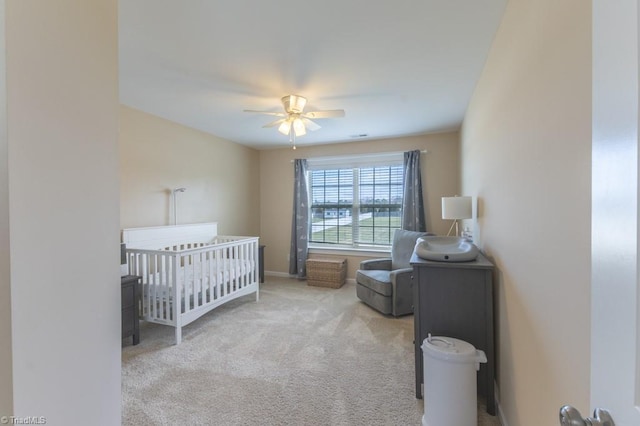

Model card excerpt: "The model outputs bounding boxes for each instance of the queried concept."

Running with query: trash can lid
[421,334,487,364]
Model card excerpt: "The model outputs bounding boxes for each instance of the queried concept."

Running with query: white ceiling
[119,1,506,150]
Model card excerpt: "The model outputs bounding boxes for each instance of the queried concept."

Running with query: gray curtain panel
[289,159,310,278]
[402,150,427,231]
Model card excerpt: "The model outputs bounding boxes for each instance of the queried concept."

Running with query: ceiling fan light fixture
[292,118,306,137]
[282,95,307,114]
[244,95,344,147]
[278,120,292,136]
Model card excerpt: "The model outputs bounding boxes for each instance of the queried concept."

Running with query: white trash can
[421,334,487,426]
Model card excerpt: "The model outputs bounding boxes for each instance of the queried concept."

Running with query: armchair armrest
[359,258,392,271]
[389,267,413,281]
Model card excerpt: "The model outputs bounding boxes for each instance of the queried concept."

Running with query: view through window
[309,165,403,247]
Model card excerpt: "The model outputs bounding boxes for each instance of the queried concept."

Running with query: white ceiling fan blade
[263,118,287,128]
[243,109,286,117]
[301,117,321,131]
[303,109,345,119]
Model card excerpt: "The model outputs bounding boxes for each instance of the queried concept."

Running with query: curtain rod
[290,149,428,163]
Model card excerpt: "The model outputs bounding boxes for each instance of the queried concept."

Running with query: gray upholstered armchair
[356,229,431,317]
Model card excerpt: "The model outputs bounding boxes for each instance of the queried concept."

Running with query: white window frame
[307,152,404,252]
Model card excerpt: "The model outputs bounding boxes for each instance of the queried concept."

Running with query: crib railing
[126,235,259,344]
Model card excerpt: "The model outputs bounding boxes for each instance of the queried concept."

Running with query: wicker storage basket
[306,258,347,288]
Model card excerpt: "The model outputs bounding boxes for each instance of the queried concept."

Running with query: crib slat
[237,243,243,290]
[198,251,204,306]
[208,250,214,302]
[161,254,166,320]
[172,253,179,321]
[217,247,222,297]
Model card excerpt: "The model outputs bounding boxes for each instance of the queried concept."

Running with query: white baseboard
[495,383,508,426]
[264,270,290,278]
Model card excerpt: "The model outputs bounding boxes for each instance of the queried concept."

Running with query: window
[308,153,404,248]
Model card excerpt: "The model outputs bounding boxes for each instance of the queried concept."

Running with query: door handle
[559,405,615,426]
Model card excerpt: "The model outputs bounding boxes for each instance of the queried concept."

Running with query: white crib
[122,223,259,345]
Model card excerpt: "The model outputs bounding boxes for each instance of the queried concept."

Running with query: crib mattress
[145,258,255,295]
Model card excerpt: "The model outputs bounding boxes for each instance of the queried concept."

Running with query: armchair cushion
[355,270,393,296]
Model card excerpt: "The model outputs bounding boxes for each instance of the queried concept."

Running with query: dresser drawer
[121,284,135,309]
[122,306,135,335]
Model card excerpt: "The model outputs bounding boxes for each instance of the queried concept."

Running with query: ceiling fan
[244,95,345,148]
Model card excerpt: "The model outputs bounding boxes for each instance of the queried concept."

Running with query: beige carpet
[122,277,500,426]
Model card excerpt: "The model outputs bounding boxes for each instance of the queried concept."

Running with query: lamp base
[446,220,460,236]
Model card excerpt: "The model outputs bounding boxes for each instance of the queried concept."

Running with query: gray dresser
[411,251,495,415]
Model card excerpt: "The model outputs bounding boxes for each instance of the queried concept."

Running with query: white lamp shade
[278,120,292,135]
[292,118,306,136]
[442,196,472,220]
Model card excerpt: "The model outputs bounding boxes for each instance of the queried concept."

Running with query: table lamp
[442,196,472,236]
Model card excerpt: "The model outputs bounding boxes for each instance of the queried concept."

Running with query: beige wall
[119,106,260,236]
[461,0,591,425]
[259,132,460,277]
[7,0,121,422]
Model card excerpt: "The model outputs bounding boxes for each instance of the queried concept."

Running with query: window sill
[308,246,391,257]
